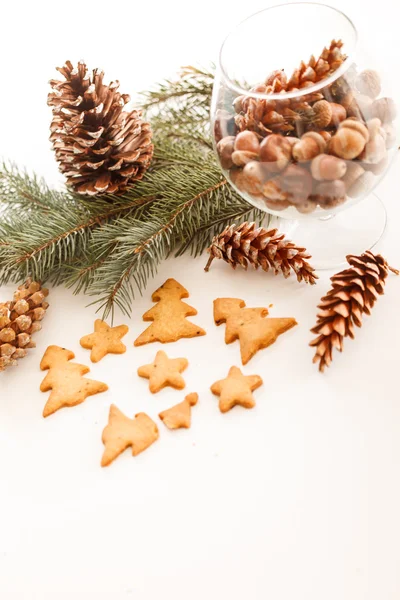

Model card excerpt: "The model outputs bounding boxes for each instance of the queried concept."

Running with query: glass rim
[218,2,358,101]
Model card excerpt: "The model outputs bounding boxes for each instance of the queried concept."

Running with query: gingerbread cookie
[159,393,198,429]
[210,366,263,413]
[134,279,206,346]
[101,404,159,467]
[80,319,129,363]
[40,345,108,417]
[214,298,297,364]
[137,350,188,393]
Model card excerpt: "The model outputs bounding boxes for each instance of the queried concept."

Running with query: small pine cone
[0,279,49,372]
[310,251,399,372]
[286,40,347,91]
[48,61,153,196]
[205,222,318,285]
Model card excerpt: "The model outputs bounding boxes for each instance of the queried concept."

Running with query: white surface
[1,1,400,599]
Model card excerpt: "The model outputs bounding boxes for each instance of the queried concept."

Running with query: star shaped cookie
[80,320,129,363]
[137,350,188,393]
[210,366,263,413]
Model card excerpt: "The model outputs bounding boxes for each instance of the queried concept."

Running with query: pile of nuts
[215,59,397,215]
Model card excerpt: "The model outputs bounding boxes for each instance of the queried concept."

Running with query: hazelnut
[366,118,383,139]
[318,131,332,142]
[311,100,333,128]
[383,123,397,149]
[329,103,347,126]
[341,162,365,192]
[264,198,290,212]
[295,199,317,214]
[372,97,397,123]
[230,168,264,197]
[343,93,373,120]
[259,134,294,171]
[346,171,375,198]
[217,136,235,169]
[232,151,259,167]
[355,70,381,99]
[329,119,369,159]
[214,109,237,142]
[314,180,346,209]
[292,132,326,162]
[233,96,244,113]
[262,178,288,202]
[362,155,389,175]
[281,164,313,204]
[234,131,260,153]
[242,161,270,190]
[311,154,347,181]
[359,134,387,164]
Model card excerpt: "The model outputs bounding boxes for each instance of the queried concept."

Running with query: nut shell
[259,134,294,171]
[341,162,365,191]
[346,171,375,198]
[311,154,347,181]
[329,120,369,160]
[372,97,397,123]
[281,164,313,205]
[234,131,260,153]
[232,150,259,167]
[217,136,235,169]
[355,69,381,99]
[292,132,326,162]
[314,180,346,209]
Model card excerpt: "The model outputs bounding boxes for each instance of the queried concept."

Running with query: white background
[1,1,400,599]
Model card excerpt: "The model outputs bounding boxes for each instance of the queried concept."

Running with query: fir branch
[0,64,269,316]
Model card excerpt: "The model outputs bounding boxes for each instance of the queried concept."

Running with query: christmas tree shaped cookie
[101,404,159,467]
[40,345,108,417]
[159,393,198,429]
[134,279,206,346]
[214,298,297,364]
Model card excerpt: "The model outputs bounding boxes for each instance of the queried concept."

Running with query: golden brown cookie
[137,350,188,393]
[214,298,297,364]
[101,404,159,467]
[210,366,262,413]
[80,319,129,363]
[159,393,198,429]
[134,279,206,346]
[40,345,108,417]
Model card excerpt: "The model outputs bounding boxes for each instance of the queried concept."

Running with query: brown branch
[107,179,227,306]
[15,196,155,265]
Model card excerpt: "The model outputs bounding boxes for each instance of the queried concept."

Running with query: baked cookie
[210,366,263,413]
[159,393,198,429]
[214,298,297,364]
[101,404,159,467]
[80,320,129,363]
[40,345,108,417]
[134,279,206,346]
[137,350,188,393]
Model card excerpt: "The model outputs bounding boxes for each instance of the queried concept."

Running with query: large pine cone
[48,61,153,196]
[310,251,398,372]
